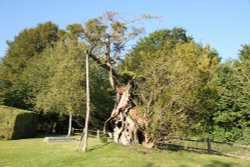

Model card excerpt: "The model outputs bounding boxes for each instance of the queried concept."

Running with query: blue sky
[0,0,250,60]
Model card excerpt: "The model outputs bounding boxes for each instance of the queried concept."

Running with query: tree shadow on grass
[144,162,154,167]
[158,144,244,166]
[88,141,113,152]
[161,144,184,152]
[204,160,237,167]
[158,143,223,155]
[159,143,206,153]
[177,163,237,167]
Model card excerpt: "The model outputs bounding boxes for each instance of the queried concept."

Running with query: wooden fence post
[97,130,100,138]
[207,138,212,154]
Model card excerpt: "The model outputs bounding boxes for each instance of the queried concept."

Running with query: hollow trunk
[88,42,148,145]
[143,133,155,148]
[104,82,143,145]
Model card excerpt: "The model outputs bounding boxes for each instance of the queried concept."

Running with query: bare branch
[88,52,118,78]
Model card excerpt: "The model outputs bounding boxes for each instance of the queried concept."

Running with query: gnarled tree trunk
[78,12,161,147]
[103,83,142,144]
[89,49,150,146]
[88,38,147,145]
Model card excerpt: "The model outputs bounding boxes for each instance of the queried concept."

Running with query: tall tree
[83,50,90,152]
[212,44,250,143]
[35,41,86,137]
[122,28,192,73]
[212,62,243,141]
[0,22,60,108]
[122,37,220,145]
[34,39,113,135]
[69,11,160,145]
[232,44,250,143]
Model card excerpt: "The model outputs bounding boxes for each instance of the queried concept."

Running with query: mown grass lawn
[0,137,249,167]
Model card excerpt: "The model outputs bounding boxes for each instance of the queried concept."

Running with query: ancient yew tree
[70,12,219,147]
[68,12,159,145]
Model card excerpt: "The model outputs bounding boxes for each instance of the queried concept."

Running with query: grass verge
[0,137,249,167]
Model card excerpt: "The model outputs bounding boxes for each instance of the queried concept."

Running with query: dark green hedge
[0,105,38,140]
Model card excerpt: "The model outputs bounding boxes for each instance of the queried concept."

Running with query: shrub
[236,127,250,145]
[211,126,243,142]
[0,105,38,140]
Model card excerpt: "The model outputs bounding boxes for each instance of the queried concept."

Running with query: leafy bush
[211,126,243,142]
[0,105,38,140]
[236,127,250,145]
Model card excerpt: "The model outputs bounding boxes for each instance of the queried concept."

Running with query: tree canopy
[0,13,249,145]
[120,29,220,142]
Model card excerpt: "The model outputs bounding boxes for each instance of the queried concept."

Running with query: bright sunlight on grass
[0,137,249,167]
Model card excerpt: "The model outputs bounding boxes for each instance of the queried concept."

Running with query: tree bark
[103,82,143,145]
[88,43,143,145]
[83,51,90,152]
[67,114,72,137]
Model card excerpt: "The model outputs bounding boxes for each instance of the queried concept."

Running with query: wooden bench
[43,136,76,142]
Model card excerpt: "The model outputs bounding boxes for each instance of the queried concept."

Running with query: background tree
[35,40,113,135]
[35,41,86,136]
[0,21,113,134]
[236,45,250,138]
[120,29,220,145]
[1,12,248,146]
[122,28,192,73]
[228,44,250,143]
[0,22,60,108]
[212,62,242,141]
[211,44,250,144]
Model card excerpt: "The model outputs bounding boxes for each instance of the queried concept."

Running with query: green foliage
[0,19,114,131]
[212,126,243,142]
[0,13,249,145]
[234,45,250,130]
[0,105,38,140]
[212,44,250,142]
[34,40,113,129]
[35,41,86,116]
[88,65,114,128]
[0,22,60,108]
[120,28,193,73]
[239,44,250,62]
[212,62,242,141]
[121,29,220,141]
[7,52,55,110]
[132,28,192,53]
[237,127,250,145]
